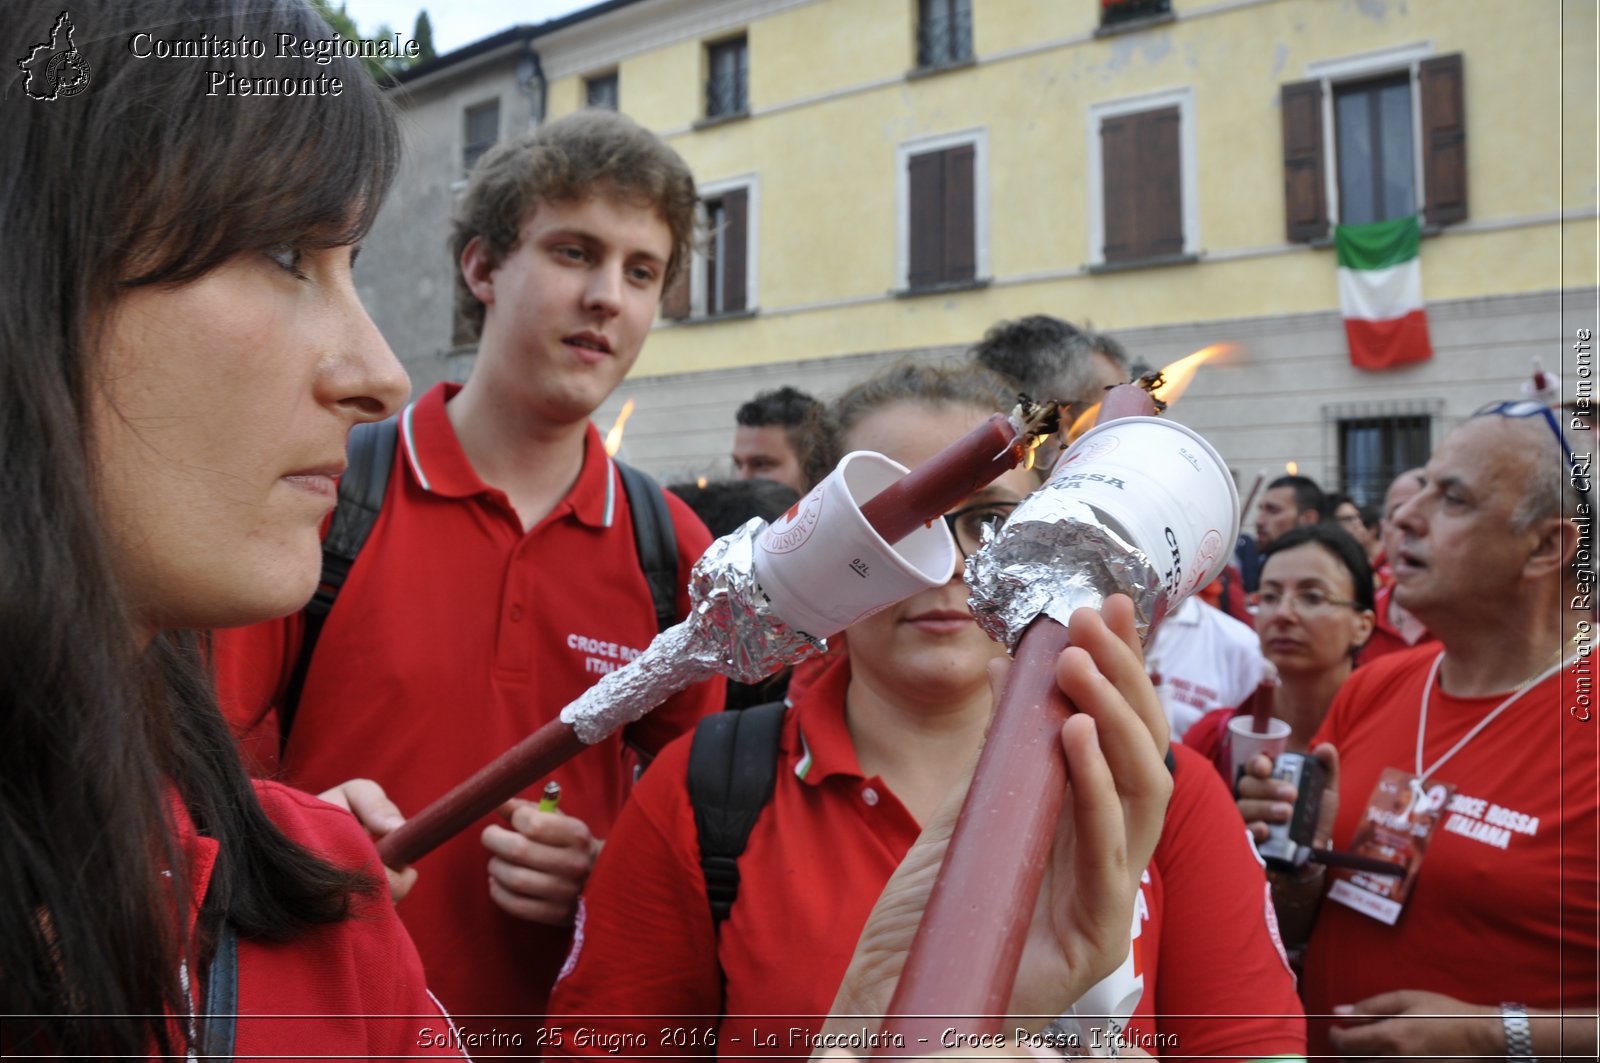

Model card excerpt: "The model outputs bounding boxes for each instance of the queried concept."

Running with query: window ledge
[906,56,976,82]
[1305,222,1446,250]
[668,307,758,326]
[895,277,991,299]
[1087,252,1199,275]
[693,110,750,131]
[1093,11,1176,39]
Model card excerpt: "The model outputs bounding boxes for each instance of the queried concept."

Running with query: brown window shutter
[721,187,749,312]
[942,144,976,283]
[1420,53,1467,226]
[661,257,690,320]
[907,149,944,289]
[1101,113,1139,261]
[1140,107,1183,257]
[1281,79,1328,242]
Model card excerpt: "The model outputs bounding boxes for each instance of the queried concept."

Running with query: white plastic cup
[754,450,957,639]
[1049,417,1240,602]
[1227,714,1292,786]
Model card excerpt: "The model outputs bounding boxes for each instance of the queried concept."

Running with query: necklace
[1411,648,1570,804]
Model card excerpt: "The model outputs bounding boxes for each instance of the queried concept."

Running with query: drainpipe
[515,37,545,128]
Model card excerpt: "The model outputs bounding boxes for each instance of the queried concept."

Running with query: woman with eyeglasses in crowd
[1184,523,1377,793]
[547,363,1304,1061]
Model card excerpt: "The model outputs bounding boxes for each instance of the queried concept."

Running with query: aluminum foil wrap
[560,517,822,744]
[966,488,1168,653]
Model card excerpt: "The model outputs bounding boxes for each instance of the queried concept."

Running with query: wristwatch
[1500,1002,1535,1063]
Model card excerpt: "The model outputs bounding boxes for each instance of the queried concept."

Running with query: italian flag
[1335,214,1434,370]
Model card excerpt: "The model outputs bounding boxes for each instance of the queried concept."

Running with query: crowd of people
[3,0,1595,1058]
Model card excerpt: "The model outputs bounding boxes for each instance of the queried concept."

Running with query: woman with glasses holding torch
[547,364,1303,1060]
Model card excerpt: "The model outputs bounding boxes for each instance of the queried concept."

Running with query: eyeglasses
[1474,400,1572,463]
[944,501,1019,555]
[1251,588,1359,615]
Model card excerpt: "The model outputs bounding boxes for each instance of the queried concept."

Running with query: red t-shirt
[1355,585,1438,668]
[213,382,721,1039]
[1182,704,1242,784]
[547,655,1304,1061]
[1301,646,1600,1054]
[180,782,463,1058]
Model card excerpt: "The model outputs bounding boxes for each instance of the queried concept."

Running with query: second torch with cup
[374,368,1246,1044]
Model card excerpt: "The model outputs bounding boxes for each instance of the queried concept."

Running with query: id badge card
[1326,767,1454,925]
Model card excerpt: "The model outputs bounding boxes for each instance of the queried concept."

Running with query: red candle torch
[870,385,1165,1051]
[1248,677,1276,735]
[377,397,1063,869]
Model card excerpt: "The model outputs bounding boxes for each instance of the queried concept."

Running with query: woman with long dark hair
[0,1,455,1055]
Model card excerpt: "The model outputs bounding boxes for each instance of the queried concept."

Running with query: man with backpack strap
[212,111,722,1039]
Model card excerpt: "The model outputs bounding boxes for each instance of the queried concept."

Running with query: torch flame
[1022,433,1047,472]
[1286,461,1299,475]
[603,398,635,457]
[1065,341,1235,442]
[1148,343,1236,406]
[1068,402,1101,441]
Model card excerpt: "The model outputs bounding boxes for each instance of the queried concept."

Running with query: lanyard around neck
[1414,650,1568,788]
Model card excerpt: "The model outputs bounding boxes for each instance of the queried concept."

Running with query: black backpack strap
[687,702,787,928]
[201,920,238,1061]
[280,417,399,748]
[616,459,679,634]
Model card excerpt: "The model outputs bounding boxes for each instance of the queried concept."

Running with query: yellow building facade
[371,0,1596,493]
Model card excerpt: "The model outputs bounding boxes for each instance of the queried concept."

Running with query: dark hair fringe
[735,386,821,429]
[1265,474,1328,521]
[798,362,1017,490]
[2,0,389,1054]
[1260,522,1377,613]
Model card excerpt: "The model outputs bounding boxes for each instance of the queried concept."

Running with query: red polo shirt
[547,655,1304,1061]
[177,782,462,1058]
[214,381,721,1040]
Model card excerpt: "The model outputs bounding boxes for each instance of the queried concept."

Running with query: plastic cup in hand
[1227,713,1291,789]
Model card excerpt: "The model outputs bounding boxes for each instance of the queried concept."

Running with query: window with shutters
[1086,89,1197,268]
[897,131,987,293]
[705,36,748,119]
[1280,49,1466,242]
[916,0,972,69]
[462,98,500,174]
[661,177,758,322]
[585,71,618,111]
[1335,74,1414,226]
